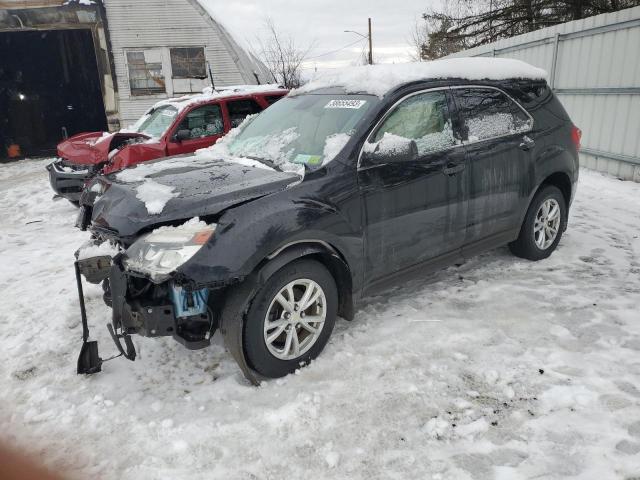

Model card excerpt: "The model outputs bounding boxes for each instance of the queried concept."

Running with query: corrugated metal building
[446,6,640,182]
[105,0,272,128]
[0,0,271,157]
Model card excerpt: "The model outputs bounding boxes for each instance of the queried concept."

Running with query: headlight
[123,219,216,282]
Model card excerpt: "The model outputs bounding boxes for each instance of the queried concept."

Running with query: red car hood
[57,131,150,165]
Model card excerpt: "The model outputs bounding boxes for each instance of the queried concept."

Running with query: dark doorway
[0,29,107,159]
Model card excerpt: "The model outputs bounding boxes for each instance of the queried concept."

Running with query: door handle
[443,163,465,176]
[519,135,535,151]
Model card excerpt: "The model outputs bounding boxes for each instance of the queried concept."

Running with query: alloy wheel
[534,198,561,250]
[263,279,327,360]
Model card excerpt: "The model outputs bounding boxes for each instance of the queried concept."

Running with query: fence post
[549,33,560,89]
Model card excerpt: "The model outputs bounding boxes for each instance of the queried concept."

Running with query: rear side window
[455,88,532,142]
[265,95,285,105]
[372,91,456,155]
[227,99,263,128]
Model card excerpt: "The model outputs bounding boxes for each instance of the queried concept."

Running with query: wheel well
[540,172,572,207]
[260,242,355,321]
[306,251,354,321]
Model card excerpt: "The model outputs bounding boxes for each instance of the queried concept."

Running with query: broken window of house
[126,51,165,96]
[170,48,207,79]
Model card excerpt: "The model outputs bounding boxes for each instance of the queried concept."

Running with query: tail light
[571,125,582,151]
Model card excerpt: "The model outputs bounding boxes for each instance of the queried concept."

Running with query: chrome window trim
[449,85,535,147]
[356,84,535,170]
[357,87,459,170]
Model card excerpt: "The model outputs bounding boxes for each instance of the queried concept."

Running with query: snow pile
[322,133,351,165]
[365,132,414,155]
[196,119,303,175]
[228,127,299,167]
[135,179,180,215]
[295,58,548,97]
[76,240,119,260]
[146,216,210,237]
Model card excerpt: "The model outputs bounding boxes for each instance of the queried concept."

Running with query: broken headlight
[123,220,216,282]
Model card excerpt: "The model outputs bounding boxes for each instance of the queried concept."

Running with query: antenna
[207,61,216,90]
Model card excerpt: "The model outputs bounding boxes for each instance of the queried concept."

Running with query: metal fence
[447,6,640,182]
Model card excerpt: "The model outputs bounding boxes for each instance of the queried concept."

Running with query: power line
[305,38,366,60]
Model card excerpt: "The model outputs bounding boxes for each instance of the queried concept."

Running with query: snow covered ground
[1,159,639,479]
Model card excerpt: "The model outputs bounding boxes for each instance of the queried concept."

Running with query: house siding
[103,0,271,127]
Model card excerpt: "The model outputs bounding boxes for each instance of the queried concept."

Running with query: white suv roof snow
[294,57,548,97]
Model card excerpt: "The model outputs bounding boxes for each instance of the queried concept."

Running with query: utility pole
[368,17,373,65]
[345,19,373,65]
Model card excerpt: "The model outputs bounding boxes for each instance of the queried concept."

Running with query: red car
[47,85,288,203]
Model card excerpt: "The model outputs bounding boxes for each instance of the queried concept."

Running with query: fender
[178,172,365,295]
[259,241,334,282]
[515,139,577,230]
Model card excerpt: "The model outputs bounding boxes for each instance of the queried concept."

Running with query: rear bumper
[46,159,92,202]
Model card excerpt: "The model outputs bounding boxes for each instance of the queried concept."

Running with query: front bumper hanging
[75,258,136,375]
[47,160,91,203]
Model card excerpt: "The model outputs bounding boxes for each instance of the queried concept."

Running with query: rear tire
[509,185,566,261]
[243,259,337,378]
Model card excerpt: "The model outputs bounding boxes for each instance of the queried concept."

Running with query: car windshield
[134,105,179,138]
[225,94,377,171]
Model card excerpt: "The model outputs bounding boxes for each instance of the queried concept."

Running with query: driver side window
[372,91,455,156]
[177,104,224,140]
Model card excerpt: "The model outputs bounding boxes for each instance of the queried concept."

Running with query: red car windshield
[134,105,179,138]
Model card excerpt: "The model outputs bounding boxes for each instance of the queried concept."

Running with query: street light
[344,18,373,65]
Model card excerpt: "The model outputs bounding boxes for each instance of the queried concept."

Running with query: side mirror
[362,134,418,165]
[173,129,191,142]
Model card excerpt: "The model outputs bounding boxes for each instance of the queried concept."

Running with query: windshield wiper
[245,155,282,172]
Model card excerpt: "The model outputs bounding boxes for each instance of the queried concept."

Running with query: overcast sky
[201,0,438,76]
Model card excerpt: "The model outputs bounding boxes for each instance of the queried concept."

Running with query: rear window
[455,88,532,142]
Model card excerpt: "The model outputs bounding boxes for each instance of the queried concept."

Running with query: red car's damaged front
[47,85,289,204]
[47,129,162,203]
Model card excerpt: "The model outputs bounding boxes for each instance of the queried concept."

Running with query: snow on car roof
[294,58,548,97]
[153,84,286,112]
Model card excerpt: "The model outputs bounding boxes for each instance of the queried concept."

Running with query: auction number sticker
[325,99,367,109]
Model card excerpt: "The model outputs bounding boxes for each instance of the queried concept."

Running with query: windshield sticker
[292,154,322,165]
[324,99,367,109]
[161,110,177,117]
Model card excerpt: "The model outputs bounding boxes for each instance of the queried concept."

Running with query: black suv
[75,59,580,383]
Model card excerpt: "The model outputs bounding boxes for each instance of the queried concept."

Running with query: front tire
[509,185,566,261]
[243,259,338,378]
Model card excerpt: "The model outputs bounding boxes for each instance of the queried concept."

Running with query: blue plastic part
[169,283,209,318]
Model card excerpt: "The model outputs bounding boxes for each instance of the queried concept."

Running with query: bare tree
[409,17,429,61]
[417,0,640,59]
[254,18,314,89]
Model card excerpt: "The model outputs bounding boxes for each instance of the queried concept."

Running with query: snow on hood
[111,115,302,216]
[294,58,548,97]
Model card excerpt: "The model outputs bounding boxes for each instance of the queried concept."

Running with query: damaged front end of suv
[71,89,381,383]
[74,153,305,383]
[75,219,221,374]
